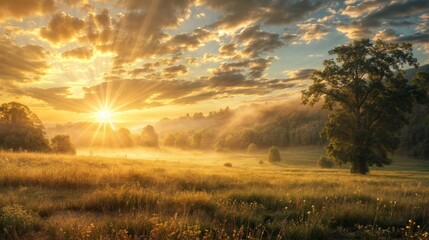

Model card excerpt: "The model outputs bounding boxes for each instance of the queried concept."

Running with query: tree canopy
[51,135,76,155]
[140,125,159,147]
[0,102,50,152]
[302,39,425,174]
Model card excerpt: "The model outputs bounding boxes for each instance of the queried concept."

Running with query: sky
[0,0,428,126]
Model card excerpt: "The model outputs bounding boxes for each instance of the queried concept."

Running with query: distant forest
[47,65,429,159]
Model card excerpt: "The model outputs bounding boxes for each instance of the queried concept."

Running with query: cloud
[40,12,86,44]
[166,28,215,52]
[173,91,218,104]
[233,25,284,57]
[219,43,237,57]
[0,0,55,21]
[209,57,274,82]
[373,28,429,53]
[373,28,400,42]
[338,0,429,40]
[62,47,93,60]
[23,78,209,112]
[163,64,189,78]
[23,87,85,112]
[85,8,114,50]
[363,0,429,27]
[106,0,199,66]
[341,0,386,18]
[285,69,317,81]
[336,23,373,39]
[129,63,156,77]
[209,72,247,87]
[297,23,329,42]
[204,0,324,30]
[0,38,49,85]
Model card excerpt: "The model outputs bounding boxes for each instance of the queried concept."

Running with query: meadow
[0,147,428,239]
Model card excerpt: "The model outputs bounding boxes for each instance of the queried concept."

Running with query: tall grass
[0,150,428,239]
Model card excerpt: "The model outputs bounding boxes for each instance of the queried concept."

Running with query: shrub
[0,204,40,238]
[268,146,281,162]
[318,156,334,168]
[247,143,258,153]
[224,163,232,167]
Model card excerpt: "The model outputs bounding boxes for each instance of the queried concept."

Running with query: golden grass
[0,150,428,239]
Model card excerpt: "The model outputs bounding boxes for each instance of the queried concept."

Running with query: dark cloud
[167,28,215,52]
[62,47,93,60]
[0,0,55,21]
[163,64,189,78]
[397,32,429,44]
[210,57,275,82]
[339,0,429,40]
[341,0,387,18]
[40,12,86,44]
[0,38,49,84]
[85,8,114,50]
[209,72,247,87]
[219,43,237,57]
[204,0,324,30]
[364,0,429,27]
[129,63,156,77]
[233,25,284,57]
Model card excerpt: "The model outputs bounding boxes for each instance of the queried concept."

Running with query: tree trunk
[350,160,369,174]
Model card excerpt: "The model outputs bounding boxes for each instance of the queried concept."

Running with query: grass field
[0,147,428,239]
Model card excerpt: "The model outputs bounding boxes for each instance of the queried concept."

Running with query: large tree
[302,39,424,174]
[0,102,50,152]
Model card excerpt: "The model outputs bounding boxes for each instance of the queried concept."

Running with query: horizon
[0,0,428,127]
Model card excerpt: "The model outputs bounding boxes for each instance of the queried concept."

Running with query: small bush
[247,143,258,153]
[268,146,281,162]
[224,163,232,167]
[0,204,40,238]
[318,156,334,168]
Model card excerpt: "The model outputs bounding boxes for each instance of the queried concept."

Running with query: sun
[96,109,112,123]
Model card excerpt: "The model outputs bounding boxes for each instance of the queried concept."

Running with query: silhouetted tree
[247,143,258,153]
[140,125,158,147]
[268,146,281,162]
[0,102,50,152]
[191,132,202,148]
[174,132,190,148]
[400,72,429,158]
[302,39,425,174]
[116,128,134,147]
[163,133,176,147]
[51,135,76,155]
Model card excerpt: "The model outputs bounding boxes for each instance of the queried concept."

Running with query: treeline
[155,103,328,150]
[48,123,159,148]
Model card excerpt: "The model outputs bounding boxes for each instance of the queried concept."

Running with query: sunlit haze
[96,109,112,123]
[0,0,428,127]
